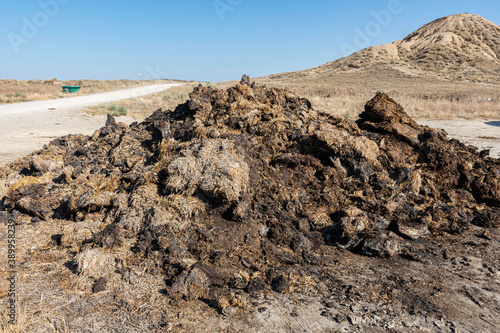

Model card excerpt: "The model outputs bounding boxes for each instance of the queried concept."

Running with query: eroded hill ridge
[272,13,500,82]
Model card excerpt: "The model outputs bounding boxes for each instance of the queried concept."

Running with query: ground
[418,119,500,158]
[0,84,182,166]
[0,79,185,105]
[1,219,499,332]
[0,80,498,332]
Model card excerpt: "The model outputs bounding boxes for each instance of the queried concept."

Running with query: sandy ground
[0,84,181,166]
[418,119,500,158]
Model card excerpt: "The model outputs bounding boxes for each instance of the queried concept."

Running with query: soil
[0,76,498,332]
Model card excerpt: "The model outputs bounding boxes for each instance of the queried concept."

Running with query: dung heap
[1,76,499,313]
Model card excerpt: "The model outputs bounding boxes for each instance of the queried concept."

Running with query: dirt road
[0,84,181,166]
[418,119,500,158]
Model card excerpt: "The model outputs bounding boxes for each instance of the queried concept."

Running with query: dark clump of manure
[1,76,498,309]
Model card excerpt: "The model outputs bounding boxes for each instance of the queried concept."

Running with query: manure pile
[1,76,499,317]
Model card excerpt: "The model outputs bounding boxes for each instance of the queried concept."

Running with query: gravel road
[0,84,181,166]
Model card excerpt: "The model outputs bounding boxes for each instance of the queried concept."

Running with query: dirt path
[417,119,500,158]
[0,84,182,166]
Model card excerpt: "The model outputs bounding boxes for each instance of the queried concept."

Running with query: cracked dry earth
[0,76,499,332]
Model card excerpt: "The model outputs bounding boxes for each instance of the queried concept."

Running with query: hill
[254,14,500,119]
[272,14,500,83]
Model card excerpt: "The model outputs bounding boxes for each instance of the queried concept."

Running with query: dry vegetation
[0,306,31,333]
[0,79,183,105]
[251,66,500,120]
[244,14,500,121]
[84,82,199,119]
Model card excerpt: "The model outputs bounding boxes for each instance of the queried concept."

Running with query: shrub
[5,92,26,99]
[116,106,127,116]
[107,105,127,116]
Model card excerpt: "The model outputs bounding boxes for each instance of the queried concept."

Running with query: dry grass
[84,82,198,119]
[298,84,500,120]
[75,249,116,279]
[0,79,184,105]
[0,306,31,333]
[252,67,500,120]
[0,211,172,332]
[167,139,250,202]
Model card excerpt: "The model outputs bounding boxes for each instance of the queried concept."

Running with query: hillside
[270,14,500,83]
[254,14,500,120]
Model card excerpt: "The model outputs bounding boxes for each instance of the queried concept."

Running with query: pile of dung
[1,76,498,307]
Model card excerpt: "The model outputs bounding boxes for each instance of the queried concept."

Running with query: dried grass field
[83,83,199,119]
[0,79,184,105]
[253,67,500,120]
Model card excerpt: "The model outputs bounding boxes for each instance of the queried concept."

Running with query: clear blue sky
[1,0,499,82]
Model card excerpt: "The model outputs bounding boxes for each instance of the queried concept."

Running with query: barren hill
[254,14,500,121]
[268,13,500,83]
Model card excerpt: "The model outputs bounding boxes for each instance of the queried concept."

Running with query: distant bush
[6,92,26,98]
[108,104,127,116]
[116,106,127,116]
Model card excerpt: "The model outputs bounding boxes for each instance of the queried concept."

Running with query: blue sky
[1,0,499,82]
